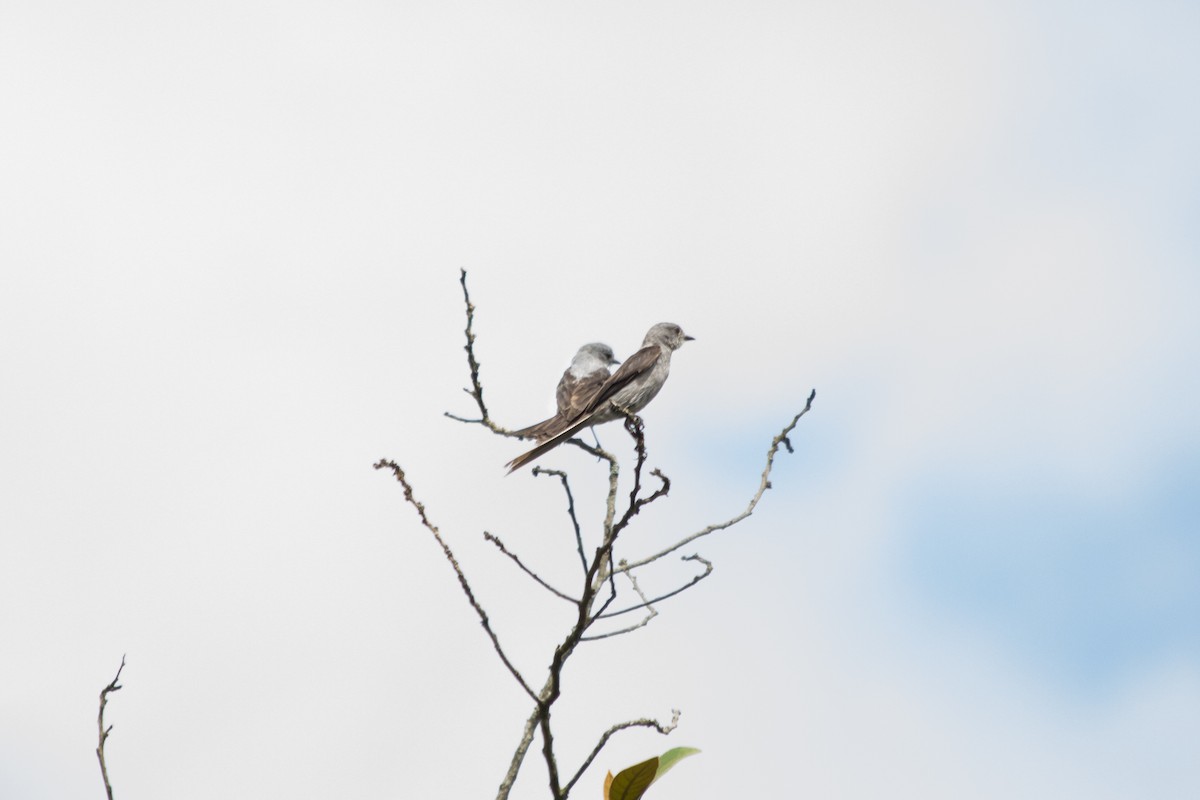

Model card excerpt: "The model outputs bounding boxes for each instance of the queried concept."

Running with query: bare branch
[624,564,658,614]
[531,466,589,575]
[580,564,658,641]
[597,555,714,620]
[562,709,681,797]
[444,411,486,424]
[443,269,523,436]
[484,531,578,604]
[619,389,816,573]
[610,416,671,540]
[96,655,126,800]
[553,436,611,462]
[539,710,563,798]
[498,709,540,799]
[373,459,538,702]
[595,557,622,624]
[456,268,493,426]
[599,448,622,566]
[496,685,549,800]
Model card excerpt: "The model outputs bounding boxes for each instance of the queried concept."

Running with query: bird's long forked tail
[505,413,595,473]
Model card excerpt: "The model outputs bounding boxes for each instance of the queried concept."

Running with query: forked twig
[580,563,658,641]
[96,655,126,800]
[443,269,519,435]
[598,555,714,620]
[610,416,672,539]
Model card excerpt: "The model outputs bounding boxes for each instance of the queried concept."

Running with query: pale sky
[2,1,1198,798]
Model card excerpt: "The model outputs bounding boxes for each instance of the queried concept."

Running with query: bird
[511,342,620,442]
[506,322,694,473]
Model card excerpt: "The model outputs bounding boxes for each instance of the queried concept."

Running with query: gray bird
[512,342,620,442]
[506,323,694,473]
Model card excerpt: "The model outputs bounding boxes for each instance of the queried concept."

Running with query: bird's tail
[505,413,595,473]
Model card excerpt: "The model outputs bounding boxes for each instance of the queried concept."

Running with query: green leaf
[606,747,701,800]
[652,747,701,783]
[607,756,658,800]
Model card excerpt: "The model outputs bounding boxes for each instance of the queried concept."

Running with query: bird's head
[643,322,695,351]
[578,342,621,366]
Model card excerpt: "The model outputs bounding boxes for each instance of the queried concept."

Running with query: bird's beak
[611,357,622,365]
[683,334,696,341]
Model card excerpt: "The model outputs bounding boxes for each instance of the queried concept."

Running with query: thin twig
[610,416,672,540]
[443,269,520,436]
[531,467,589,575]
[595,557,621,629]
[444,411,486,424]
[374,459,538,702]
[580,563,658,641]
[596,555,714,620]
[619,389,816,573]
[484,531,578,603]
[624,565,657,612]
[562,710,681,797]
[558,437,609,462]
[96,655,126,800]
[457,268,491,425]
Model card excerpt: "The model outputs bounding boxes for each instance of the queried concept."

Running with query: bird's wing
[511,363,611,442]
[581,344,659,414]
[563,368,611,420]
[512,366,584,441]
[553,367,575,414]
